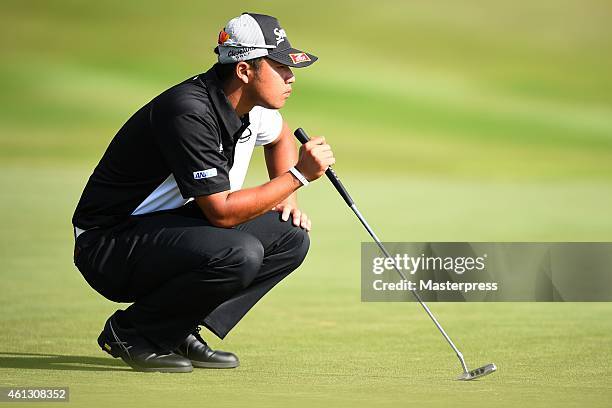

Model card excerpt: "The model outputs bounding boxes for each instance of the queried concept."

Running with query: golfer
[72,12,334,373]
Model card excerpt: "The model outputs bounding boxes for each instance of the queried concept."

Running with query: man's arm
[196,135,334,228]
[264,120,298,203]
[264,121,311,230]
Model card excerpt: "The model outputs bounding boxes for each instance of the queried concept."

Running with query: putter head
[457,363,497,381]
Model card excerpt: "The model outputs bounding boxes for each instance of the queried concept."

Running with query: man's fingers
[322,157,336,167]
[305,137,326,148]
[311,144,331,154]
[292,209,302,227]
[300,212,309,230]
[312,136,325,144]
[318,151,334,159]
[282,205,291,221]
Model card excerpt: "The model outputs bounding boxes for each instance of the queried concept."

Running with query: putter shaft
[293,127,475,376]
[349,204,470,374]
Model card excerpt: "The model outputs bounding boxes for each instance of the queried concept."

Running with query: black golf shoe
[174,327,239,369]
[97,312,193,373]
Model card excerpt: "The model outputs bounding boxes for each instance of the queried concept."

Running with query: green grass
[1,0,611,406]
[1,166,611,407]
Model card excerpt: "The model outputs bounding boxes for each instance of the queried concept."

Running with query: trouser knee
[205,235,265,290]
[285,227,310,270]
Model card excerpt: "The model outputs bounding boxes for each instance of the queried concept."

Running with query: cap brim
[267,48,318,68]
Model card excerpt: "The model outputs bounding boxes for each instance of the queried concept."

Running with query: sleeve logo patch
[289,53,311,64]
[193,168,218,180]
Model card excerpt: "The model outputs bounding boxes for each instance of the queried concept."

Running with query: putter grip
[294,128,354,206]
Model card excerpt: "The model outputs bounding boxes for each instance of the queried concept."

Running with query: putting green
[1,0,611,406]
[1,166,611,407]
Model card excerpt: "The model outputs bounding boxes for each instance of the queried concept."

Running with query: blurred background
[2,0,612,241]
[1,1,611,407]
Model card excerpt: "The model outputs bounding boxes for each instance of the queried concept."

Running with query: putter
[294,128,497,381]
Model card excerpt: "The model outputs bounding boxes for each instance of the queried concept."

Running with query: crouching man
[72,12,334,373]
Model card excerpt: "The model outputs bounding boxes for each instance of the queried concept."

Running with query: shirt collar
[202,67,250,140]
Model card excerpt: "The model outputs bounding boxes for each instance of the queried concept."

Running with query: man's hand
[295,137,335,181]
[272,201,311,232]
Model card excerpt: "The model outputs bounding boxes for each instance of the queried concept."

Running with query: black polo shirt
[72,66,252,231]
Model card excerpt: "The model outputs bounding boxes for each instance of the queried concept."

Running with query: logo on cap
[289,53,311,64]
[218,30,230,45]
[227,47,255,58]
[274,27,287,45]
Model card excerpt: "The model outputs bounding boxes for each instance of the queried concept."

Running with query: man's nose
[286,70,295,84]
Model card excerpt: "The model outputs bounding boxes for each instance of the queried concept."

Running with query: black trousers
[73,201,310,351]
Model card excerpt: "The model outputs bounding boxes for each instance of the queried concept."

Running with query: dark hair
[213,55,264,83]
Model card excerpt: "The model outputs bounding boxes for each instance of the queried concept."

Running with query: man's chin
[258,100,287,110]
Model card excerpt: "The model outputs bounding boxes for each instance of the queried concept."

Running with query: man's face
[248,58,295,109]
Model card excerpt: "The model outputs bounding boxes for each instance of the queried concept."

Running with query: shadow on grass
[0,352,131,372]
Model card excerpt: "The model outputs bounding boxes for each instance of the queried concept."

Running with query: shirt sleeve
[153,111,231,198]
[254,107,283,146]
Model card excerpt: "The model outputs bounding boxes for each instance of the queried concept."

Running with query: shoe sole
[191,360,239,369]
[99,336,193,373]
[124,359,194,373]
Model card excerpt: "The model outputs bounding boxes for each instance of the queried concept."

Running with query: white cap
[216,12,317,67]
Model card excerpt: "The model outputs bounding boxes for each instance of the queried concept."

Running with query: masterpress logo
[370,252,497,295]
[361,242,612,302]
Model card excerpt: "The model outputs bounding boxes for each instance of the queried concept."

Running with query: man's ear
[235,61,251,84]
